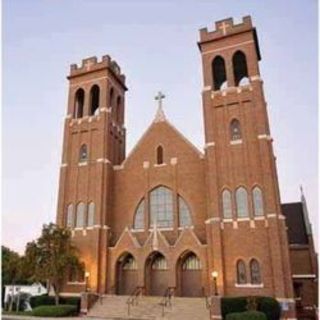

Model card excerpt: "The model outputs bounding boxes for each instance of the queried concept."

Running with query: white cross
[155,91,165,109]
[84,60,94,71]
[219,21,230,35]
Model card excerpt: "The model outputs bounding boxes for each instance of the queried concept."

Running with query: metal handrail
[126,286,144,316]
[160,287,175,317]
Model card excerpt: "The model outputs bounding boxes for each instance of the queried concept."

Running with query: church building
[55,16,315,314]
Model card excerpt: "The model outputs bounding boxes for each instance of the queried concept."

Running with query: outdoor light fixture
[211,271,218,296]
[85,271,90,278]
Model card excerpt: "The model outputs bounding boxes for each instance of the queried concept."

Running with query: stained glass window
[134,200,145,229]
[253,187,264,216]
[222,189,232,218]
[179,196,192,227]
[79,144,88,162]
[236,187,249,218]
[182,253,202,270]
[76,202,85,227]
[230,119,242,141]
[87,202,95,226]
[66,204,74,228]
[152,254,168,270]
[250,259,261,284]
[237,260,247,284]
[122,255,137,270]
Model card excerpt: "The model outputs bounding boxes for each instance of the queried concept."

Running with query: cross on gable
[219,21,231,35]
[84,60,95,71]
[155,91,165,109]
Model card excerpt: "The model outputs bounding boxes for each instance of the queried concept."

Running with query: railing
[159,287,176,317]
[126,286,144,316]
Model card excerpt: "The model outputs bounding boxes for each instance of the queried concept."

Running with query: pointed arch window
[79,144,88,162]
[178,196,192,227]
[236,259,247,284]
[236,187,249,218]
[150,186,173,228]
[182,253,202,270]
[250,259,261,284]
[233,51,249,86]
[133,200,145,230]
[222,189,232,219]
[122,254,138,270]
[156,145,164,165]
[75,202,85,227]
[116,96,121,122]
[253,187,264,216]
[230,119,242,141]
[87,202,95,227]
[152,254,168,270]
[66,204,74,228]
[212,56,227,90]
[89,85,100,116]
[74,88,85,118]
[109,87,114,107]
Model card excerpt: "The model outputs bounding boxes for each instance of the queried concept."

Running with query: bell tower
[56,55,127,293]
[199,16,295,310]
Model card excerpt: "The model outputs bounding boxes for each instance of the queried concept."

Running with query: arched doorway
[145,252,169,296]
[116,253,138,295]
[178,252,202,297]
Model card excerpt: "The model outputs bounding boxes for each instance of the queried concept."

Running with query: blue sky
[3,0,318,253]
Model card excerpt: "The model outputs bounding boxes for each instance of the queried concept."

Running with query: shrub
[32,305,77,317]
[60,296,81,312]
[257,297,281,320]
[221,297,248,318]
[30,294,55,308]
[226,311,267,320]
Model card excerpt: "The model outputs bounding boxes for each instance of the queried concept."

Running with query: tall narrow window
[66,204,74,228]
[212,56,227,90]
[74,89,85,118]
[233,51,249,86]
[79,144,88,162]
[152,253,168,270]
[236,187,249,218]
[253,187,264,216]
[116,96,121,122]
[122,254,138,270]
[183,253,202,270]
[250,259,261,284]
[87,202,95,227]
[133,200,145,230]
[222,189,232,219]
[89,85,100,116]
[236,260,247,284]
[109,87,114,107]
[178,196,192,227]
[76,202,85,227]
[230,119,242,141]
[150,186,173,228]
[156,146,163,165]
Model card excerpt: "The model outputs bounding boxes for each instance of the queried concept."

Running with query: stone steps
[87,295,209,320]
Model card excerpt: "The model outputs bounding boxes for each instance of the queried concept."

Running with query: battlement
[68,55,126,85]
[199,15,253,43]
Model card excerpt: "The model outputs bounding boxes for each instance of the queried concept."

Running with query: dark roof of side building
[282,202,309,245]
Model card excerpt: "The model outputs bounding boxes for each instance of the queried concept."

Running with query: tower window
[178,196,192,227]
[236,259,247,284]
[74,88,85,118]
[212,56,227,90]
[156,145,163,164]
[253,187,264,216]
[89,85,100,116]
[109,87,114,107]
[66,204,74,228]
[87,202,95,227]
[250,259,261,284]
[75,202,85,228]
[79,144,88,162]
[230,119,242,141]
[222,189,232,219]
[116,96,121,122]
[233,51,249,86]
[236,187,249,218]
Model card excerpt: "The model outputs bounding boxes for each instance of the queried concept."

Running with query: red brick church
[55,16,317,317]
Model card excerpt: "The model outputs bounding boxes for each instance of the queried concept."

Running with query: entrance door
[117,253,138,295]
[146,252,169,296]
[180,252,202,297]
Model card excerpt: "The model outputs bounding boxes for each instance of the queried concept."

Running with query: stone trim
[148,227,174,231]
[205,141,216,149]
[143,161,150,169]
[292,274,317,279]
[131,228,144,233]
[230,139,243,145]
[258,134,272,141]
[154,163,167,168]
[201,40,254,56]
[237,217,250,221]
[233,221,238,229]
[67,281,85,285]
[202,86,212,92]
[235,283,264,288]
[254,216,265,220]
[170,157,178,165]
[113,165,124,170]
[222,218,233,223]
[250,220,255,228]
[276,298,296,303]
[96,158,111,164]
[267,213,277,218]
[61,163,68,167]
[66,114,72,119]
[250,75,262,82]
[78,162,88,166]
[205,217,220,224]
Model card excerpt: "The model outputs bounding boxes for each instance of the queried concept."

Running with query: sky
[2,0,318,254]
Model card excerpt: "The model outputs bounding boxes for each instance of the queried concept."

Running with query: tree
[24,223,84,305]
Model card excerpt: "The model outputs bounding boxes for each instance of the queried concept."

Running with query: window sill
[131,229,145,233]
[78,161,88,166]
[230,140,243,145]
[148,227,174,231]
[178,225,194,230]
[237,217,250,221]
[154,163,167,167]
[67,281,85,285]
[235,283,264,288]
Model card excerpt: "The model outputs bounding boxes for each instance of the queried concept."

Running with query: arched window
[233,51,249,86]
[253,187,264,216]
[87,202,95,227]
[152,253,168,270]
[75,202,85,227]
[116,96,121,122]
[182,253,202,270]
[156,146,163,165]
[236,260,247,284]
[230,119,242,141]
[66,204,74,228]
[122,254,137,270]
[74,88,85,118]
[250,259,261,284]
[178,196,192,227]
[89,85,100,116]
[236,187,249,218]
[79,144,88,162]
[133,200,145,229]
[109,87,114,107]
[212,56,227,90]
[222,189,232,219]
[150,186,173,228]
